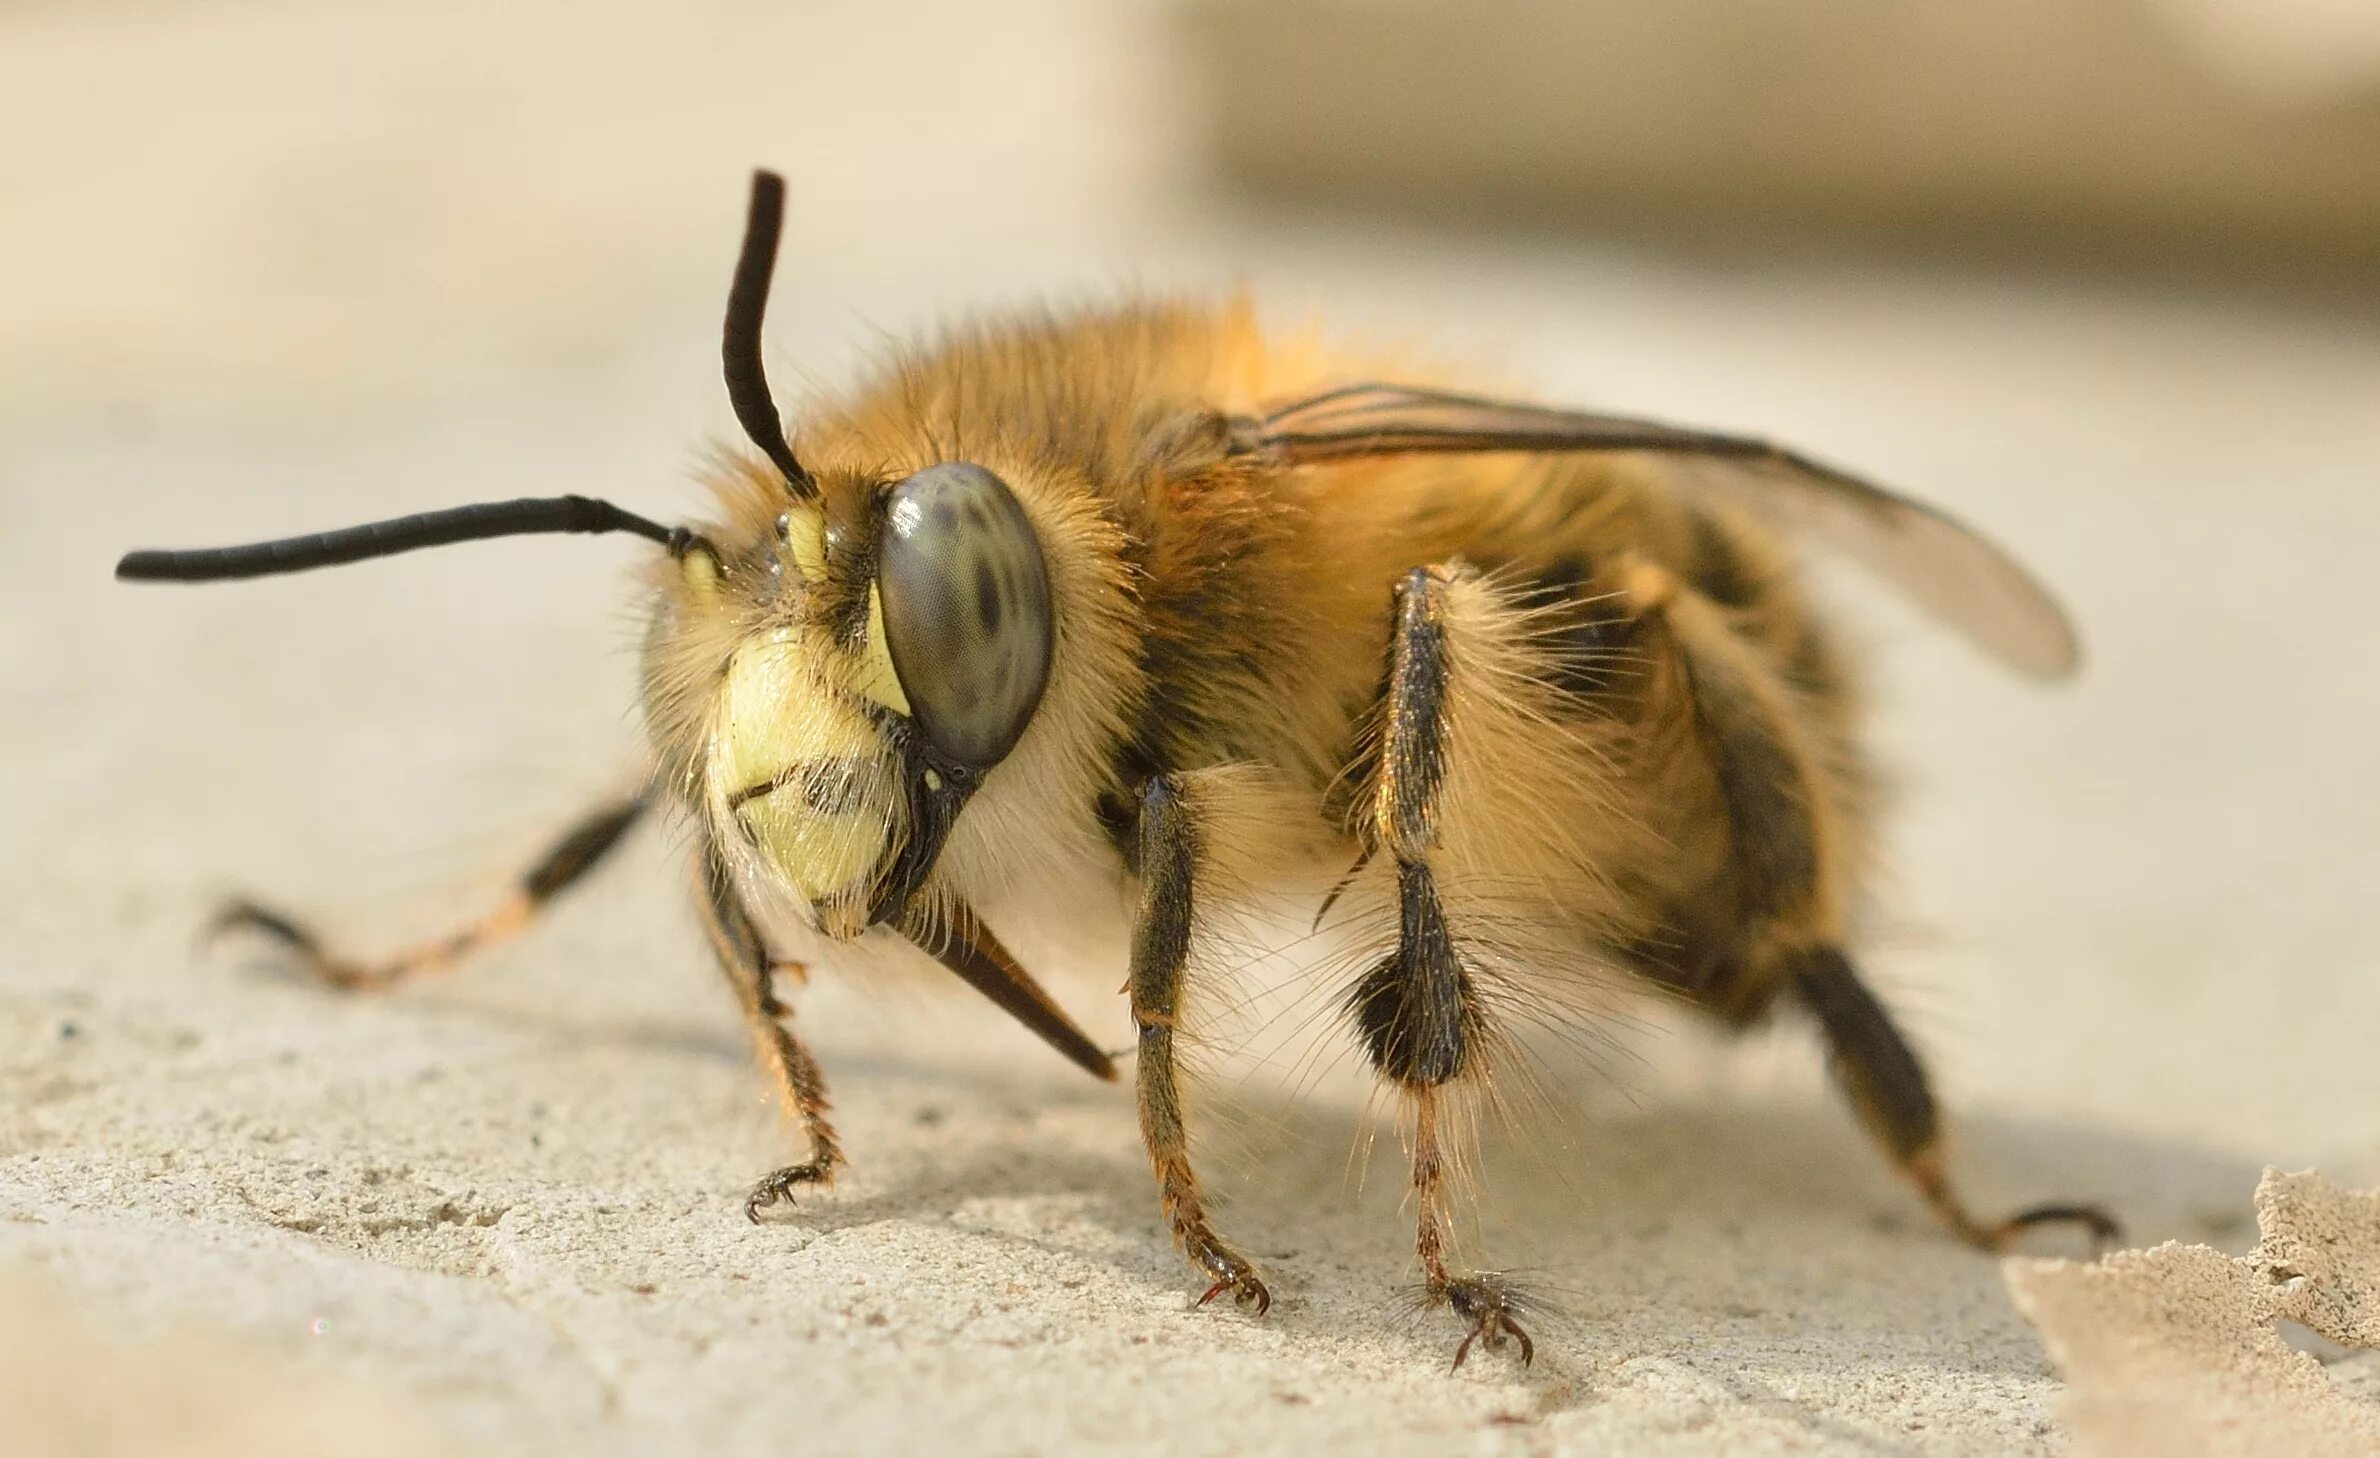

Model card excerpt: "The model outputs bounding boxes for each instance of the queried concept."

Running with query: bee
[119,169,2116,1368]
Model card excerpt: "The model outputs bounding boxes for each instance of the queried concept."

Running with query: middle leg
[1127,774,1271,1312]
[214,792,648,991]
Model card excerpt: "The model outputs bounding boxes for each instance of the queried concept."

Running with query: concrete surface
[4,3,2377,1454]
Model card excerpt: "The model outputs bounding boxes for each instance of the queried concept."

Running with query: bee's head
[640,171,1064,936]
[114,168,1127,1077]
[655,454,1053,937]
[116,170,1060,939]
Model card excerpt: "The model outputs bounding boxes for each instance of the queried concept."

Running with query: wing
[1241,382,2079,680]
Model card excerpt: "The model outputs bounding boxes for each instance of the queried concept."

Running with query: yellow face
[711,618,906,935]
[643,463,1054,938]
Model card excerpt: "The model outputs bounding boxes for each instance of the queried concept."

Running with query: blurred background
[7,0,2378,430]
[4,2,2377,1453]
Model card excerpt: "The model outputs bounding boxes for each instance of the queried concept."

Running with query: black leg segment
[1127,774,1270,1312]
[1352,565,1531,1367]
[1794,945,2118,1251]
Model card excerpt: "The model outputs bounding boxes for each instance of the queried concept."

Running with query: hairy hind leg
[1350,566,1533,1368]
[1623,557,2116,1250]
[212,793,647,990]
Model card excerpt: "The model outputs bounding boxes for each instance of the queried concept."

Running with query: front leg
[1129,774,1271,1314]
[695,839,845,1221]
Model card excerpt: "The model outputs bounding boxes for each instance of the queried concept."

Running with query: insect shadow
[215,944,2262,1385]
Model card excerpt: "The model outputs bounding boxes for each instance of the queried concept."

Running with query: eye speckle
[974,561,1002,632]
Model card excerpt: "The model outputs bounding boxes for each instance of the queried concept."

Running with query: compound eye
[876,462,1053,770]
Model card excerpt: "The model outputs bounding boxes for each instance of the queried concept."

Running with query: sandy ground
[5,3,2379,1454]
[2010,1172,2380,1456]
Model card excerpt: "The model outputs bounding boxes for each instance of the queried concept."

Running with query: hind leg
[1349,566,1535,1368]
[1621,557,2116,1250]
[1797,946,2117,1249]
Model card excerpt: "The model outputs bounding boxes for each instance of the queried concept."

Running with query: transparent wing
[1246,382,2079,680]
